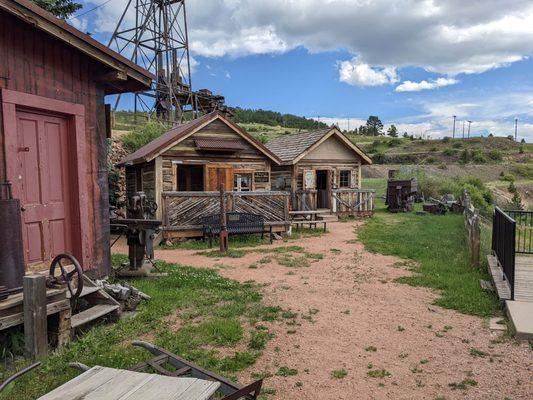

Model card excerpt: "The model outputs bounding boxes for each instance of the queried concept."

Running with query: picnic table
[37,366,220,400]
[289,210,327,231]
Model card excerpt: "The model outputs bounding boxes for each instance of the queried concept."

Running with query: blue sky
[70,0,533,141]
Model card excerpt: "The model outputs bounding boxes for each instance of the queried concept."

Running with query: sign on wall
[254,171,270,183]
[303,170,316,189]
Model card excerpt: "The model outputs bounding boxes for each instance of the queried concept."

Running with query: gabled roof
[265,127,372,165]
[0,0,153,94]
[117,111,281,166]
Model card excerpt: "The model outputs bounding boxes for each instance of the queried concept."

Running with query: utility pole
[452,115,456,138]
[515,118,518,141]
[467,121,472,138]
[462,120,465,139]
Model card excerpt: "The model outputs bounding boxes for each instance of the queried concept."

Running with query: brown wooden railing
[331,189,375,215]
[162,191,290,230]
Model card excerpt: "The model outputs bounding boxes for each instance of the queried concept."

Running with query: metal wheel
[49,253,84,300]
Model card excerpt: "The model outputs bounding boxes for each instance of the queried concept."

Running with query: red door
[14,110,72,268]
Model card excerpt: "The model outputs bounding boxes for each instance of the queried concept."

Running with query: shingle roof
[265,128,332,163]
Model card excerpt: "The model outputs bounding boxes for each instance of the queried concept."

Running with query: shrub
[511,164,533,179]
[388,138,402,147]
[452,142,462,149]
[459,149,470,164]
[429,146,437,152]
[499,174,515,183]
[424,156,437,164]
[443,148,457,157]
[442,136,451,143]
[372,152,386,164]
[121,121,169,153]
[471,149,487,163]
[487,150,503,161]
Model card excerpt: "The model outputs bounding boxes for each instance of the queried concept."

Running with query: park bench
[201,212,273,247]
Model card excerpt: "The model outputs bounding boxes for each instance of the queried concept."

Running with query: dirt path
[114,222,532,399]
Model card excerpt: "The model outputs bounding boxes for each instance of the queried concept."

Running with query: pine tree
[32,0,82,19]
[387,124,398,137]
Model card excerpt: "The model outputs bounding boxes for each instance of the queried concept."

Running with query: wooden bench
[201,212,273,247]
[292,220,327,232]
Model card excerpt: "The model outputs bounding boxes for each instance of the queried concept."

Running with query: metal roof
[194,137,245,151]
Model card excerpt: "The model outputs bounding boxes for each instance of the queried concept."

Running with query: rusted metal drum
[0,198,25,290]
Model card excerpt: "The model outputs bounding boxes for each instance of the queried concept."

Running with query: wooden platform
[0,288,69,331]
[514,255,533,303]
[487,255,511,301]
[38,366,220,400]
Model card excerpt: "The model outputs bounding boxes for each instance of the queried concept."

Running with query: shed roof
[117,111,281,166]
[0,0,153,93]
[265,127,372,165]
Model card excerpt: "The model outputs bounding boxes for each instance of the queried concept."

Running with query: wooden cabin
[117,111,288,239]
[0,0,153,276]
[265,127,375,215]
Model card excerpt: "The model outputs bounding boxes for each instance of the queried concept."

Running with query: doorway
[14,110,73,266]
[316,170,330,209]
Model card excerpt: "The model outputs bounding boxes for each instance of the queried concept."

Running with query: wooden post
[219,182,228,252]
[471,214,481,268]
[23,275,48,359]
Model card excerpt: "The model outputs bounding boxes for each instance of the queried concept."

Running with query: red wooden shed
[0,0,153,276]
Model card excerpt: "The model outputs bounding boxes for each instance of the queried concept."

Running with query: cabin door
[205,165,234,191]
[12,110,73,267]
[316,170,330,209]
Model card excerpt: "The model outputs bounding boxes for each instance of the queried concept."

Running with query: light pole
[462,120,465,139]
[452,115,456,138]
[515,118,518,141]
[467,120,472,138]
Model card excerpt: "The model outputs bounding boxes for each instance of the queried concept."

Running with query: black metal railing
[505,210,533,254]
[492,207,516,299]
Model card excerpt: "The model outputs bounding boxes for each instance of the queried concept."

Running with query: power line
[68,0,113,20]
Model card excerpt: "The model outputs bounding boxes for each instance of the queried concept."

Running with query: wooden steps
[71,304,120,329]
[316,212,338,222]
[70,276,121,331]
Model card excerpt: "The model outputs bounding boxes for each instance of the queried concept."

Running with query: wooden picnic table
[38,366,221,400]
[288,210,327,231]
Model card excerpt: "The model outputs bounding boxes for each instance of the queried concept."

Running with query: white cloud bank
[395,78,458,92]
[84,0,533,81]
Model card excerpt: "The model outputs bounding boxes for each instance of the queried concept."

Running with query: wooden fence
[463,190,481,267]
[162,191,290,233]
[332,189,375,216]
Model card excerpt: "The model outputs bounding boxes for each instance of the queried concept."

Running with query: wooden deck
[487,255,533,302]
[514,255,533,302]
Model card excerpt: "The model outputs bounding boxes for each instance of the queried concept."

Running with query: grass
[0,255,279,399]
[332,369,348,379]
[161,234,271,250]
[358,202,499,316]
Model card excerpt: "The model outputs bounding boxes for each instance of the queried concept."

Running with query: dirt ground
[114,222,532,399]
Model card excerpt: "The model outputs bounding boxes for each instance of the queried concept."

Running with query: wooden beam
[23,275,48,359]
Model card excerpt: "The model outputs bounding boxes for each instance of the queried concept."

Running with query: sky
[69,0,533,142]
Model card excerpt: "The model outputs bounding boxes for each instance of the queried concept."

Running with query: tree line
[233,108,328,130]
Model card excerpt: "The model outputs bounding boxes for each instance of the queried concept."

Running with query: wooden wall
[0,11,111,276]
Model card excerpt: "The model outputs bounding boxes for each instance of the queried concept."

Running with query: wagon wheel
[49,253,84,300]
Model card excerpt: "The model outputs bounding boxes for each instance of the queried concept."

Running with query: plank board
[38,366,220,400]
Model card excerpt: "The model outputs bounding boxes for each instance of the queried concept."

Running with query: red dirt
[113,222,532,399]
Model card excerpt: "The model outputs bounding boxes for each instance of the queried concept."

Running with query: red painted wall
[0,11,110,276]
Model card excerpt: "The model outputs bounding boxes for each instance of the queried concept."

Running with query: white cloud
[68,17,88,33]
[339,58,398,86]
[82,0,533,78]
[396,77,459,92]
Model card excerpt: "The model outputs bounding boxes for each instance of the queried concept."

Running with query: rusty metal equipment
[0,181,25,293]
[423,194,464,215]
[386,178,418,212]
[111,193,162,277]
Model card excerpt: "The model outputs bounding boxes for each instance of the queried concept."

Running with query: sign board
[303,170,316,190]
[254,171,270,183]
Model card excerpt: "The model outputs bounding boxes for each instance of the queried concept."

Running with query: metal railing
[492,207,516,299]
[505,210,533,254]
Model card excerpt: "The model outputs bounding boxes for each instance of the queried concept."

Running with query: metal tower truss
[109,0,229,123]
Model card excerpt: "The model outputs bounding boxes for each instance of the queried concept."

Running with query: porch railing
[161,191,290,230]
[505,210,533,255]
[331,189,375,215]
[492,207,516,299]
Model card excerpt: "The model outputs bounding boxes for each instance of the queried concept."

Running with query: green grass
[358,205,498,316]
[0,256,278,399]
[161,234,271,250]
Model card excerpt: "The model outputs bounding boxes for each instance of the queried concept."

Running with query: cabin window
[176,164,204,191]
[234,173,252,191]
[339,170,351,188]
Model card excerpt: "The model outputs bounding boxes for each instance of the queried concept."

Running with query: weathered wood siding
[160,120,272,191]
[0,11,110,275]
